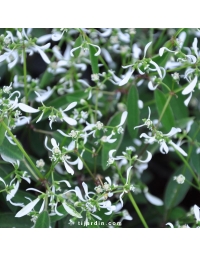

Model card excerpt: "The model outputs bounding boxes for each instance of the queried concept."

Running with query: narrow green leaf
[35,211,50,228]
[39,71,54,89]
[164,166,192,210]
[189,122,200,175]
[0,137,24,162]
[154,90,175,132]
[127,85,139,139]
[72,35,82,58]
[101,112,125,170]
[0,118,7,145]
[89,45,99,74]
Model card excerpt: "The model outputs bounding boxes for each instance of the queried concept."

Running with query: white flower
[70,42,101,57]
[173,174,185,184]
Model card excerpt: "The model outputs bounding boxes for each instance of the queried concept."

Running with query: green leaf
[0,137,24,162]
[101,112,125,170]
[35,211,50,228]
[0,118,7,145]
[0,212,32,228]
[164,165,192,210]
[39,71,54,89]
[89,44,99,74]
[168,207,186,221]
[72,36,82,58]
[154,90,175,132]
[127,85,139,139]
[189,122,200,175]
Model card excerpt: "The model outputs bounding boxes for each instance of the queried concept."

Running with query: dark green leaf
[0,137,24,162]
[127,85,139,139]
[72,36,82,58]
[164,165,192,210]
[0,118,7,145]
[89,45,99,74]
[189,122,200,175]
[39,71,54,89]
[0,212,32,228]
[35,211,50,228]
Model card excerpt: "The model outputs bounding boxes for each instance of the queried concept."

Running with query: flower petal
[169,140,188,156]
[144,190,163,206]
[184,92,193,106]
[117,111,128,127]
[88,43,101,56]
[18,103,39,113]
[62,202,82,218]
[70,46,82,57]
[182,76,197,95]
[194,204,200,221]
[150,60,162,78]
[137,151,152,163]
[118,68,134,86]
[143,41,152,58]
[63,102,77,112]
[62,113,77,126]
[63,161,74,175]
[164,127,181,137]
[15,198,40,217]
[166,222,174,228]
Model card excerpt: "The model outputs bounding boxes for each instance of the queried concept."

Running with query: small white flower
[173,174,185,184]
[91,74,99,81]
[36,159,45,168]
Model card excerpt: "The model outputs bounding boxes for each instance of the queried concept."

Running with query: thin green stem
[1,121,43,180]
[114,163,148,228]
[128,193,148,228]
[76,151,95,179]
[23,42,28,105]
[174,28,185,38]
[157,95,172,126]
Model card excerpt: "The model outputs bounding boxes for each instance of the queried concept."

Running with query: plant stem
[157,95,172,126]
[76,151,95,179]
[115,163,148,228]
[23,42,28,105]
[1,121,43,180]
[128,193,149,228]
